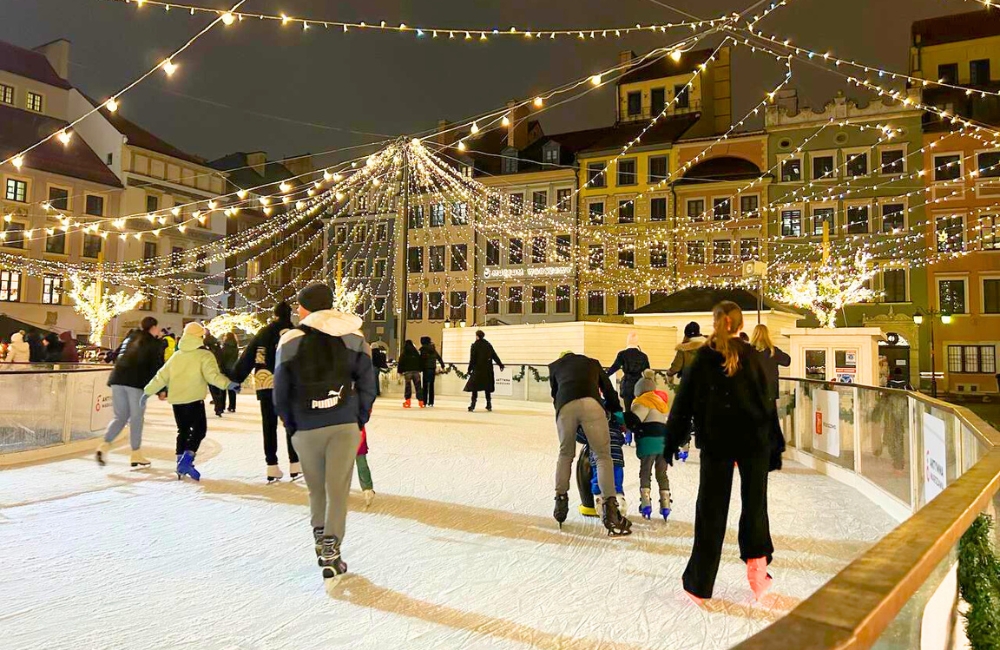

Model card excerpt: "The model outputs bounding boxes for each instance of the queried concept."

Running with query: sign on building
[813,389,841,457]
[923,412,947,504]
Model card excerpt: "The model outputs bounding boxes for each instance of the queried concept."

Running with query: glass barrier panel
[0,372,69,453]
[794,381,856,470]
[856,388,911,507]
[777,382,796,449]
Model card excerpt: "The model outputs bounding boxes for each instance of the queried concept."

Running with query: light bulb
[236,189,248,200]
[533,97,544,107]
[57,130,72,145]
[178,225,187,233]
[501,115,510,127]
[670,49,683,62]
[208,200,217,209]
[171,207,181,216]
[162,59,177,76]
[279,181,291,193]
[323,170,333,181]
[105,98,118,112]
[12,155,23,169]
[458,141,467,151]
[221,12,235,25]
[295,201,305,210]
[282,196,290,204]
[333,173,342,182]
[471,121,479,134]
[259,197,270,206]
[590,74,602,86]
[263,207,273,216]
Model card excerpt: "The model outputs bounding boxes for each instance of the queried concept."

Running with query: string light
[57,130,72,145]
[161,59,178,76]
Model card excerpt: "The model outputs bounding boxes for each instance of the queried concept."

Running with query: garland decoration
[959,513,1000,650]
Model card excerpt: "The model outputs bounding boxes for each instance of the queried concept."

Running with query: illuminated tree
[775,252,878,328]
[68,274,145,347]
[205,312,265,338]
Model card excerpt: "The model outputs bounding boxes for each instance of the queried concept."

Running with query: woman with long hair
[665,301,775,603]
[751,324,791,471]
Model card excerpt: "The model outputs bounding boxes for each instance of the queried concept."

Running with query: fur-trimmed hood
[675,336,707,352]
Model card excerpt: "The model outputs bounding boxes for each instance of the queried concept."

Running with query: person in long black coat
[464,330,504,412]
[607,331,650,410]
[750,324,791,471]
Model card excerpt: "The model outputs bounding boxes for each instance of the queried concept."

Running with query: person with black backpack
[274,283,376,581]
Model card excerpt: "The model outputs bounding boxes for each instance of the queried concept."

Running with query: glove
[611,411,625,426]
[499,364,505,372]
[228,382,241,393]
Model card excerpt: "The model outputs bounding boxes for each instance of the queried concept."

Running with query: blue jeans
[103,385,147,450]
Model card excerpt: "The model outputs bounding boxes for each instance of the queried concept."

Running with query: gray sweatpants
[103,385,146,450]
[556,397,616,499]
[640,455,670,491]
[291,423,361,542]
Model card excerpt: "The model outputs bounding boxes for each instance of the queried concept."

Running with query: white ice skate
[363,489,376,507]
[130,450,151,469]
[266,465,283,484]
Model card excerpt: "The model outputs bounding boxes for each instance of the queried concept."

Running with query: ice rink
[0,394,898,650]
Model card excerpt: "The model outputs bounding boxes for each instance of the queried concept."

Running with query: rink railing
[0,364,114,455]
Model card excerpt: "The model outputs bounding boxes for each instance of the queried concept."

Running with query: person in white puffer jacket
[4,332,30,363]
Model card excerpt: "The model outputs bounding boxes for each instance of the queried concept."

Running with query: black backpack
[292,326,356,414]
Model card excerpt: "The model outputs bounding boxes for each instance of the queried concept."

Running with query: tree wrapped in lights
[68,274,145,347]
[775,252,878,328]
[332,282,364,314]
[205,312,265,338]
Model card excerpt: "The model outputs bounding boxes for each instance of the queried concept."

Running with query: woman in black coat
[750,324,791,471]
[606,331,650,410]
[665,301,775,604]
[397,340,423,408]
[464,330,504,412]
[221,332,240,413]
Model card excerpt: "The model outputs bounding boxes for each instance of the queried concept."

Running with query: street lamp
[913,308,951,398]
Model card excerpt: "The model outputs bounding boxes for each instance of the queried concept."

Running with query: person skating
[25,331,43,362]
[231,302,301,483]
[419,336,445,407]
[397,340,423,408]
[204,331,227,417]
[143,321,240,481]
[97,317,164,468]
[886,366,912,390]
[575,410,628,518]
[161,328,177,362]
[751,324,791,471]
[548,350,630,536]
[665,321,706,462]
[40,332,64,363]
[356,426,375,507]
[371,343,389,397]
[221,332,239,412]
[607,331,650,411]
[59,331,79,363]
[3,331,30,363]
[665,301,775,603]
[626,369,672,520]
[274,283,376,580]
[465,330,504,412]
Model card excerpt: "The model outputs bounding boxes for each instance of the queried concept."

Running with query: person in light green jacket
[144,321,239,480]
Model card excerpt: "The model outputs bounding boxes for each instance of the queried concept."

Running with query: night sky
[0,0,981,165]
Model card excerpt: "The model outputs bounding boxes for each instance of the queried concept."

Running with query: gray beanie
[634,369,657,396]
[298,283,334,312]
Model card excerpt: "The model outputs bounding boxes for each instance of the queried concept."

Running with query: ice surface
[0,395,897,650]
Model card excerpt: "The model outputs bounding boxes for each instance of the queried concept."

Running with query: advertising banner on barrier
[923,412,947,503]
[90,374,114,432]
[493,366,514,397]
[813,389,841,457]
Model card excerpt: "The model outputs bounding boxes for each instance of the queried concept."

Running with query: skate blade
[290,474,303,482]
[130,463,151,470]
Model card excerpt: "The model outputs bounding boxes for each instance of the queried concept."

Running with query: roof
[633,287,799,315]
[207,152,295,191]
[0,40,71,89]
[0,104,121,187]
[618,48,714,85]
[575,112,701,155]
[82,95,205,166]
[912,9,1000,47]
[677,156,765,184]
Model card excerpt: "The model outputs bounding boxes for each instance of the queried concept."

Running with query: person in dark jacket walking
[666,301,775,604]
[221,332,239,413]
[371,344,389,397]
[751,324,791,471]
[607,331,650,411]
[59,331,79,363]
[465,330,504,412]
[274,282,376,580]
[96,317,163,468]
[548,350,630,536]
[666,322,707,382]
[419,336,445,407]
[204,331,227,417]
[231,302,300,482]
[25,331,43,362]
[41,332,64,363]
[397,340,423,408]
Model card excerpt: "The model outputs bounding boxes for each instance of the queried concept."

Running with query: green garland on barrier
[436,363,549,383]
[958,513,1000,650]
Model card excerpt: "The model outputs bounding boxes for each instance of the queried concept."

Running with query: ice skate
[318,536,348,579]
[402,399,412,409]
[96,442,110,467]
[289,462,302,482]
[176,451,201,481]
[130,450,151,469]
[418,400,426,408]
[313,527,324,557]
[601,496,632,537]
[553,493,569,528]
[624,431,633,446]
[659,489,672,520]
[685,590,706,606]
[578,504,598,517]
[676,448,689,462]
[639,487,652,520]
[363,489,376,507]
[266,465,283,484]
[616,493,628,517]
[747,557,773,601]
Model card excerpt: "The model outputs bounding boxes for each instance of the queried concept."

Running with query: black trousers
[374,368,382,397]
[403,372,422,401]
[173,401,208,455]
[259,390,298,466]
[683,449,773,599]
[226,390,236,411]
[422,369,437,405]
[469,390,492,409]
[209,386,234,414]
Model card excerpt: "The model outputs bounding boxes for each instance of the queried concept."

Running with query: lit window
[5,179,27,202]
[25,91,42,112]
[0,269,21,302]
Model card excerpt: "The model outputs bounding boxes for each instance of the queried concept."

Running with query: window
[713,239,732,264]
[429,245,446,272]
[617,292,635,315]
[627,91,641,117]
[939,278,967,314]
[145,194,159,214]
[451,244,468,271]
[191,288,205,316]
[351,260,365,277]
[938,63,959,85]
[138,292,153,312]
[971,59,991,85]
[451,202,469,225]
[588,201,605,225]
[374,259,386,278]
[508,286,523,314]
[531,238,546,264]
[556,285,571,313]
[882,203,906,232]
[810,207,834,236]
[0,83,12,105]
[936,216,964,252]
[617,159,637,186]
[48,187,69,211]
[5,179,27,202]
[846,152,869,177]
[847,205,870,234]
[352,223,367,243]
[883,269,907,302]
[650,197,667,222]
[486,239,501,266]
[408,205,424,228]
[82,233,103,258]
[376,223,388,242]
[555,234,571,261]
[335,226,347,245]
[934,154,962,182]
[372,296,387,322]
[106,153,113,166]
[406,292,423,320]
[587,162,606,187]
[589,245,604,270]
[166,287,181,313]
[2,222,24,249]
[532,191,547,212]
[739,195,759,218]
[46,230,66,254]
[983,214,1000,250]
[713,198,731,221]
[450,292,466,321]
[618,243,635,269]
[948,345,996,374]
[193,252,206,273]
[556,188,572,211]
[509,238,523,265]
[588,291,604,315]
[85,195,104,217]
[649,156,668,183]
[502,153,518,174]
[407,246,423,273]
[543,145,559,164]
[0,269,20,302]
[650,244,668,268]
[978,152,1000,178]
[486,287,500,314]
[651,88,666,115]
[687,241,705,264]
[618,200,635,224]
[781,209,802,236]
[780,157,802,182]
[740,238,759,261]
[984,279,1000,313]
[880,149,905,175]
[812,154,835,180]
[25,91,42,113]
[172,246,183,264]
[430,203,445,227]
[531,286,547,314]
[509,194,523,216]
[687,199,705,221]
[674,84,689,108]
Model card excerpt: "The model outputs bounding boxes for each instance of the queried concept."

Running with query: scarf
[633,391,669,413]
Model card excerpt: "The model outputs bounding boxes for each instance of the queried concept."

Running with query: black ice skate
[313,527,324,558]
[553,493,569,529]
[601,496,632,537]
[318,535,348,579]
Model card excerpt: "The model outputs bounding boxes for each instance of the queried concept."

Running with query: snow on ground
[0,394,897,650]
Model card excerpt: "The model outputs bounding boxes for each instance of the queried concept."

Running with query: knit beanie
[183,321,205,338]
[684,321,701,338]
[634,369,657,396]
[298,283,334,312]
